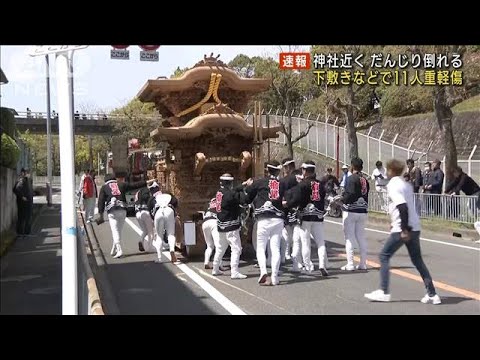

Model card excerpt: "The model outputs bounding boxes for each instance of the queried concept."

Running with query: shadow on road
[388,296,474,305]
[103,259,222,315]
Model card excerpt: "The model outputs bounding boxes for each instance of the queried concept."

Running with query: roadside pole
[30,45,88,315]
[56,51,78,314]
[45,54,53,207]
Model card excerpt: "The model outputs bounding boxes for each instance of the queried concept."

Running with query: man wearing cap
[213,174,250,279]
[340,164,352,190]
[134,181,160,253]
[280,158,303,270]
[284,161,329,276]
[149,189,180,264]
[96,174,153,259]
[341,157,370,271]
[244,160,287,286]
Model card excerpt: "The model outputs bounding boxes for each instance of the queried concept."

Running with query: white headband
[148,181,159,189]
[301,163,316,169]
[220,176,234,181]
[282,159,295,167]
[267,164,282,170]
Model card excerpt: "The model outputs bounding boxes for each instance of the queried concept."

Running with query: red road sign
[112,45,129,49]
[139,45,160,51]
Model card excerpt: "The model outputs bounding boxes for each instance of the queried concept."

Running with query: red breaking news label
[279,52,311,70]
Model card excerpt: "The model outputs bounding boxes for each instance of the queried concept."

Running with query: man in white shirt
[371,160,389,212]
[339,164,352,189]
[364,159,441,305]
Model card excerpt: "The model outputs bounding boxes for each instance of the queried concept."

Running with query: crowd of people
[77,155,480,304]
[195,156,447,303]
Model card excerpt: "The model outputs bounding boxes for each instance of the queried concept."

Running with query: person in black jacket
[13,168,33,237]
[340,157,370,271]
[202,197,228,270]
[424,159,444,215]
[134,181,160,253]
[445,166,480,198]
[149,191,180,264]
[244,160,286,286]
[96,173,152,259]
[212,174,249,279]
[280,158,303,270]
[284,161,329,276]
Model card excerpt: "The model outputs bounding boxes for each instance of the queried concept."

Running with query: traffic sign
[112,45,129,49]
[111,49,130,60]
[139,45,160,51]
[140,51,159,62]
[29,45,88,57]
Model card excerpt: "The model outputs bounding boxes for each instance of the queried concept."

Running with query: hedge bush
[0,107,16,138]
[1,133,20,169]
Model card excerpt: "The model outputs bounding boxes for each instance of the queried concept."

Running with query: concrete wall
[0,167,17,233]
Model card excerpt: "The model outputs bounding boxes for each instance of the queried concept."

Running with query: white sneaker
[113,245,123,259]
[271,275,279,286]
[212,269,224,276]
[341,264,355,271]
[285,254,292,261]
[364,289,391,302]
[231,272,247,279]
[110,243,116,256]
[420,294,442,305]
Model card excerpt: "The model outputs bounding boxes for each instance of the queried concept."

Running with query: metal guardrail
[369,191,479,224]
[16,111,161,121]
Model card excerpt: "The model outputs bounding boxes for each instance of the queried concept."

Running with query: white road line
[195,267,295,315]
[124,218,246,315]
[324,219,480,252]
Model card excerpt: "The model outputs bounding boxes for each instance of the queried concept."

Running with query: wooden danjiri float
[136,54,281,256]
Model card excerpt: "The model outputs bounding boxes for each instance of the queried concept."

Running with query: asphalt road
[92,212,480,315]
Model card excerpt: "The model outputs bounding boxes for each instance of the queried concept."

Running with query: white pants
[154,207,176,257]
[84,197,96,221]
[202,219,219,265]
[283,224,302,264]
[299,221,326,269]
[342,211,368,267]
[475,221,480,237]
[252,221,272,266]
[108,209,127,246]
[256,217,284,277]
[136,210,154,250]
[214,229,242,275]
[375,187,388,212]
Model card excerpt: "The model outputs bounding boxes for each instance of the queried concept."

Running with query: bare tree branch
[292,122,314,143]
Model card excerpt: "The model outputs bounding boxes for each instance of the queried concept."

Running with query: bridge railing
[16,111,161,121]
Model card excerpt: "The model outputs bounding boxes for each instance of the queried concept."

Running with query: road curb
[77,212,105,315]
[81,214,120,315]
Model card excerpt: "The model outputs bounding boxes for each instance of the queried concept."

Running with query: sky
[0,45,294,114]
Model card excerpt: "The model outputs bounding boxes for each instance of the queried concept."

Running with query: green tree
[308,45,386,161]
[229,51,318,158]
[170,66,189,78]
[110,98,160,148]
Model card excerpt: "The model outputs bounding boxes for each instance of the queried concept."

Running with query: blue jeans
[379,231,436,296]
